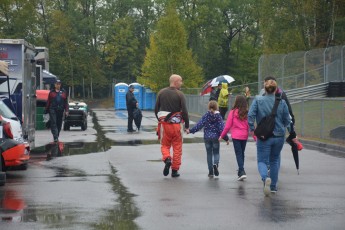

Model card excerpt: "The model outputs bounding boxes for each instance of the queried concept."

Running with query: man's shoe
[54,138,58,142]
[171,170,180,177]
[127,129,135,132]
[213,164,219,176]
[163,158,171,176]
[264,177,271,196]
[237,170,247,181]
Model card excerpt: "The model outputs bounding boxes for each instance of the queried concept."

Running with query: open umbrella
[200,79,213,96]
[210,75,235,87]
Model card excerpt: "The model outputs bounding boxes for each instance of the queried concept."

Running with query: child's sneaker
[208,169,214,178]
[237,170,247,181]
[263,177,271,196]
[213,164,219,176]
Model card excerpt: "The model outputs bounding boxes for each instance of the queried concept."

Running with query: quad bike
[63,102,88,131]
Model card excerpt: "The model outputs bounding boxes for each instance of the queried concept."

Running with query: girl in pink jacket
[219,95,249,181]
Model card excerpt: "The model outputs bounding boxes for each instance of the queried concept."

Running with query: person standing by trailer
[45,80,69,142]
[126,85,138,132]
[155,74,189,178]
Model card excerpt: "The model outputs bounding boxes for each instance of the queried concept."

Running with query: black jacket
[126,91,137,111]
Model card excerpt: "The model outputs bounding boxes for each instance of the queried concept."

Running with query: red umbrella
[200,79,213,96]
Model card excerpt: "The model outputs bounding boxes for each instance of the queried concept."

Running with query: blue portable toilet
[143,87,156,110]
[129,83,143,109]
[114,83,128,110]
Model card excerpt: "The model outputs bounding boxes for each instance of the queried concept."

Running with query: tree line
[0,0,344,97]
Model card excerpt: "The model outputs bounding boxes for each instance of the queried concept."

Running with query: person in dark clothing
[126,85,138,132]
[45,80,69,142]
[211,84,222,102]
[209,86,218,101]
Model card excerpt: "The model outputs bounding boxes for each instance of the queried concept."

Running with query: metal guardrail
[285,82,328,99]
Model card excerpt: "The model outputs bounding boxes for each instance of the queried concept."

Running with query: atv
[63,101,88,131]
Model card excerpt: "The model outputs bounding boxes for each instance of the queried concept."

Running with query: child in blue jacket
[187,100,229,177]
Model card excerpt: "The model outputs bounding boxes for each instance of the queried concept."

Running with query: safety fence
[258,45,345,92]
[185,94,345,145]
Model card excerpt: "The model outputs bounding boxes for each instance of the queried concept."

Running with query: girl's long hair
[232,95,248,120]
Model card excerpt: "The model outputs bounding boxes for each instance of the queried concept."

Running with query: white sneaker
[264,178,271,196]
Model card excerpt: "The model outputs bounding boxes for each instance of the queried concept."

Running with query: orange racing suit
[155,87,189,171]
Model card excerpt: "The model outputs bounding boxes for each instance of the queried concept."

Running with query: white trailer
[0,39,37,149]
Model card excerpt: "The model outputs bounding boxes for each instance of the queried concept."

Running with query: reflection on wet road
[0,112,142,229]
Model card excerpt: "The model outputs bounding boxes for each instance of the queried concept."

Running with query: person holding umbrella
[260,76,302,173]
[248,79,291,196]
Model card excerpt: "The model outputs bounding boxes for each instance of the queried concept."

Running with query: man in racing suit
[155,74,189,177]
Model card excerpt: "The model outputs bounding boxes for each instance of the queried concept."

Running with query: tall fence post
[304,51,308,87]
[321,100,325,139]
[340,46,345,81]
[323,48,326,83]
[281,54,287,89]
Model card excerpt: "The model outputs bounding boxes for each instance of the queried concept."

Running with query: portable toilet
[114,83,128,110]
[129,83,143,109]
[143,87,156,110]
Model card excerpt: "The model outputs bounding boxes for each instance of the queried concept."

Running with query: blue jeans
[232,139,247,171]
[257,136,285,189]
[204,139,220,172]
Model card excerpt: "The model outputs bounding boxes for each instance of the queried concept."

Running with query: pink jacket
[220,109,249,140]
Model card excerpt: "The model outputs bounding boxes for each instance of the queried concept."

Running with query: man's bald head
[169,74,183,89]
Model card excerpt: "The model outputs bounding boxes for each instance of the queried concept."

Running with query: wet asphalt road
[0,109,344,230]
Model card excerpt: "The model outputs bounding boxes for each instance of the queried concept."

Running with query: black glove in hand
[44,109,48,114]
[286,131,297,146]
[289,131,297,140]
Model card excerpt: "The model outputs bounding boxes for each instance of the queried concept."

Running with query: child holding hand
[187,101,229,177]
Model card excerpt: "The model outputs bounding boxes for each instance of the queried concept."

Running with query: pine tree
[139,6,203,92]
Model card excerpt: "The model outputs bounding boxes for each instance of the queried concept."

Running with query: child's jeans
[204,139,220,172]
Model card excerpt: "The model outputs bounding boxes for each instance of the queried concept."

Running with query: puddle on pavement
[31,111,204,158]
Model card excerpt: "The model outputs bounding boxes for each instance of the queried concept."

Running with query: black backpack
[254,98,281,141]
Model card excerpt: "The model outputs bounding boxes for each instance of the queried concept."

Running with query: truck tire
[0,172,5,186]
[81,121,87,131]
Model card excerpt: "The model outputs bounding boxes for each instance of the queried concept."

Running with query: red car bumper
[1,140,29,168]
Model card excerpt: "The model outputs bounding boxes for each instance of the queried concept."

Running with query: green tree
[139,6,203,92]
[105,17,140,83]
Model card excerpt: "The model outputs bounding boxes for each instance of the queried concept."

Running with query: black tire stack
[327,81,345,97]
